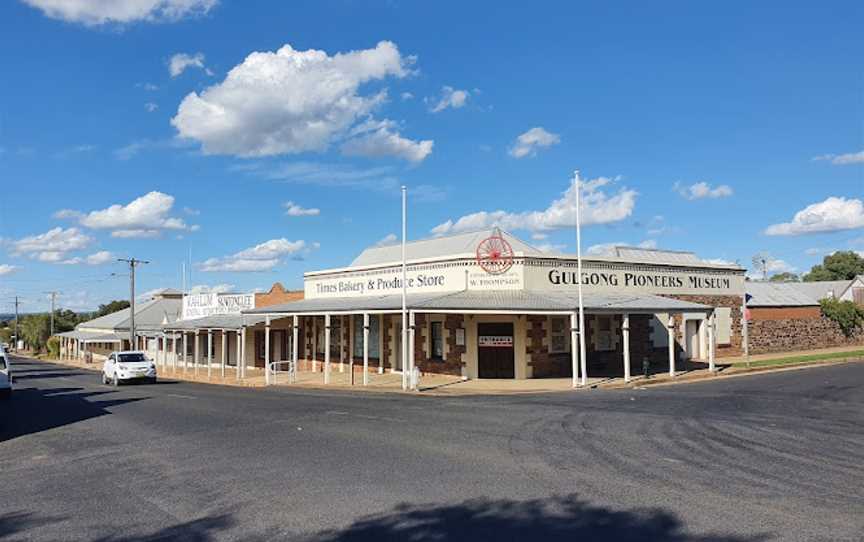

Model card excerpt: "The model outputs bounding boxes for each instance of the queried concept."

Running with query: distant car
[102,351,157,385]
[0,346,11,399]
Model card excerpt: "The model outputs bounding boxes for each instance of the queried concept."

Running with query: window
[715,307,732,345]
[330,318,341,357]
[548,316,570,354]
[594,316,615,351]
[316,323,324,355]
[430,321,444,360]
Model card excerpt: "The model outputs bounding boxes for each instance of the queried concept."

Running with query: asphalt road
[1,355,862,541]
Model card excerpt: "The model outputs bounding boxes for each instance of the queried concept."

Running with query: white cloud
[145,102,158,112]
[340,119,433,163]
[813,150,864,165]
[508,127,560,159]
[531,233,548,241]
[748,258,796,280]
[703,258,735,266]
[283,201,320,217]
[189,283,235,294]
[8,227,93,262]
[172,41,429,161]
[234,161,399,191]
[57,191,193,238]
[375,233,397,246]
[765,197,864,236]
[674,181,733,200]
[427,86,469,113]
[61,250,115,265]
[431,174,636,236]
[199,238,312,272]
[169,52,208,77]
[22,0,217,25]
[0,264,19,276]
[400,92,414,100]
[535,243,566,253]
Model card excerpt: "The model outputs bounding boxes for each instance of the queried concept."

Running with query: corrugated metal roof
[245,290,710,314]
[76,296,182,332]
[613,247,704,265]
[165,314,267,330]
[745,280,852,307]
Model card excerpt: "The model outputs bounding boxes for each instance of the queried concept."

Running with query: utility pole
[44,291,59,337]
[118,258,149,349]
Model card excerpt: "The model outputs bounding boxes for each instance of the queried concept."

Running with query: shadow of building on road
[303,494,771,542]
[0,386,148,442]
[0,511,67,540]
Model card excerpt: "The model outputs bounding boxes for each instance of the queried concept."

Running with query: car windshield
[118,353,148,363]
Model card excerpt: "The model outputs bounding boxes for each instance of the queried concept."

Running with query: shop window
[352,315,381,359]
[548,316,570,354]
[594,316,615,351]
[430,321,444,360]
[330,318,342,357]
[316,323,324,355]
[255,331,265,361]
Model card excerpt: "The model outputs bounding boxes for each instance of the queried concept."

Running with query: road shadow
[12,371,89,380]
[303,494,771,542]
[90,514,236,542]
[0,511,67,540]
[0,386,148,442]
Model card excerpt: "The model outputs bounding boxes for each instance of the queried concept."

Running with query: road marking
[166,393,197,399]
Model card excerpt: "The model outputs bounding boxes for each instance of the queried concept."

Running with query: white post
[377,315,384,374]
[574,171,588,387]
[363,313,370,386]
[292,315,299,384]
[264,316,271,385]
[194,330,200,376]
[742,294,750,367]
[622,314,631,383]
[324,314,331,384]
[668,315,676,377]
[401,185,409,391]
[570,312,579,387]
[241,327,247,379]
[339,316,345,373]
[312,317,318,372]
[236,329,242,380]
[708,312,716,372]
[207,329,213,378]
[172,333,177,370]
[220,329,226,378]
[183,332,188,371]
[409,311,416,390]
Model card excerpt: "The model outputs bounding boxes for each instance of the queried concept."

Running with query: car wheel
[112,373,120,387]
[102,372,108,385]
[149,377,157,384]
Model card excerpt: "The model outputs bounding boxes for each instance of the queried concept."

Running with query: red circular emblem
[476,234,515,275]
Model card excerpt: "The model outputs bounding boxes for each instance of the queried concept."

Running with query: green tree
[93,300,130,318]
[769,272,800,282]
[820,298,864,337]
[804,251,864,282]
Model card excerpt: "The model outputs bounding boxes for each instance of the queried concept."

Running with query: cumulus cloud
[21,0,217,26]
[283,201,320,217]
[56,191,194,238]
[61,250,115,265]
[7,227,93,262]
[674,182,733,200]
[813,150,864,165]
[172,41,430,162]
[144,102,158,112]
[508,127,560,159]
[431,174,636,236]
[340,119,433,163]
[169,52,209,77]
[199,238,313,272]
[427,86,469,113]
[0,264,19,276]
[765,197,864,236]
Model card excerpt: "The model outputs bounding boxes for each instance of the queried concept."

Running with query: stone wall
[747,315,864,354]
[666,294,743,357]
[430,314,464,376]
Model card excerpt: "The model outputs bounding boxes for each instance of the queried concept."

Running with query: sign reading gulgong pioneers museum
[182,293,255,320]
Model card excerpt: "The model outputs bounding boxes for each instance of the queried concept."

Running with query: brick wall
[750,306,821,321]
[430,314,464,376]
[747,316,864,354]
[254,282,303,309]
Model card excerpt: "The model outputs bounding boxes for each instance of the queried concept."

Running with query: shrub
[819,298,864,337]
[47,336,60,358]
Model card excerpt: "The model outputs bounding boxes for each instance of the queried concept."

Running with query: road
[1,355,862,541]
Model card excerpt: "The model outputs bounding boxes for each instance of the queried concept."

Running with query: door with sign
[478,323,515,378]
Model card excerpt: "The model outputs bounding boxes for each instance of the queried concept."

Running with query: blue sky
[1,0,862,312]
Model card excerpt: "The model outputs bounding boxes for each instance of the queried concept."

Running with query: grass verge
[732,350,864,369]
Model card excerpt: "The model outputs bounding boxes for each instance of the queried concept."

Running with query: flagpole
[401,186,409,391]
[574,171,588,387]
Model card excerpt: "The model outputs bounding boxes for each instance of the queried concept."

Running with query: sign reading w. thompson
[182,293,255,320]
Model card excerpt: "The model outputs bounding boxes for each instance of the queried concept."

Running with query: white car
[102,351,157,385]
[0,346,11,399]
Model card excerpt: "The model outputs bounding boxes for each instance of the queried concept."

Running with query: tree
[769,272,800,282]
[804,251,864,282]
[93,300,130,318]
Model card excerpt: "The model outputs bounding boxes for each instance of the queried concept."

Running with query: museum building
[245,229,747,382]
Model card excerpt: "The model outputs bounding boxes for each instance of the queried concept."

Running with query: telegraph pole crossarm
[118,258,150,350]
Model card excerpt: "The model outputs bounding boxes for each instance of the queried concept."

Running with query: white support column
[220,329,227,378]
[207,329,213,378]
[622,314,631,383]
[708,312,716,372]
[172,333,177,370]
[194,331,200,376]
[264,316,271,385]
[363,313,370,386]
[160,335,166,367]
[240,327,247,379]
[236,329,242,380]
[570,312,579,387]
[312,317,318,372]
[324,314,331,384]
[292,315,299,384]
[409,311,416,390]
[668,315,676,377]
[339,316,345,373]
[183,332,189,371]
[377,315,384,375]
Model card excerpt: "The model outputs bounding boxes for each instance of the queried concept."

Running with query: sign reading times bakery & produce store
[182,293,255,319]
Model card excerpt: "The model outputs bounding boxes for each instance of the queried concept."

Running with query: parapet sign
[182,293,255,320]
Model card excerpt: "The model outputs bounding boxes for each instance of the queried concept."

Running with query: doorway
[685,320,701,360]
[478,323,515,378]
